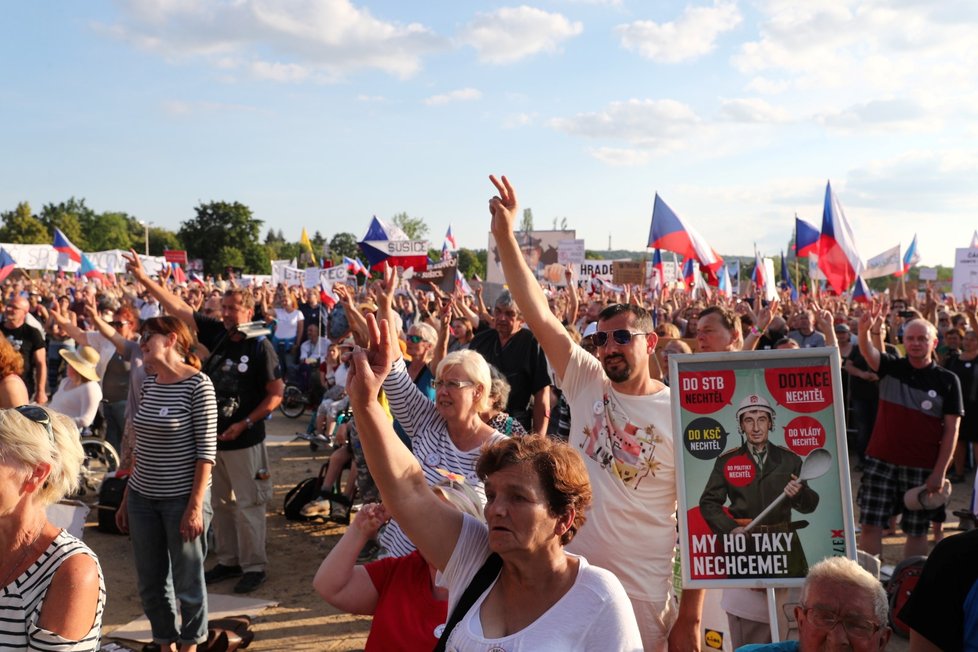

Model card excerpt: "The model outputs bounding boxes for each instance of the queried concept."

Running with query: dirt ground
[83,411,972,651]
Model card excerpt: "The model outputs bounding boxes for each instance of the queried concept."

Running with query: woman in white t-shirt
[266,291,304,378]
[344,319,642,651]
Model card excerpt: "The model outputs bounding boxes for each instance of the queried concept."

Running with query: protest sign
[612,261,644,285]
[918,267,937,281]
[558,239,585,264]
[486,229,575,285]
[303,267,321,289]
[670,349,856,589]
[862,244,902,279]
[952,248,978,299]
[410,258,457,294]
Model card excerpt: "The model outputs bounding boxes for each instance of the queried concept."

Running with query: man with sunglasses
[2,295,47,405]
[489,175,703,651]
[739,556,890,651]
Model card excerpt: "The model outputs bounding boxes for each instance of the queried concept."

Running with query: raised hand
[346,314,394,405]
[488,175,519,235]
[122,249,148,281]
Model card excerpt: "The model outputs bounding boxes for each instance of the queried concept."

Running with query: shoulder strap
[434,553,502,652]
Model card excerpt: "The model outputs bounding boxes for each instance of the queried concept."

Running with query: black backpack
[97,474,129,535]
[283,463,328,522]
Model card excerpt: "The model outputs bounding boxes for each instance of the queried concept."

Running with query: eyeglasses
[801,606,881,639]
[14,405,55,444]
[407,334,426,344]
[431,379,476,390]
[592,330,649,347]
[109,320,130,329]
[139,331,162,345]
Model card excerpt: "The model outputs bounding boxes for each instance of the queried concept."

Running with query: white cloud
[550,99,700,149]
[502,112,536,128]
[423,88,482,106]
[99,0,444,81]
[616,1,741,63]
[458,6,583,64]
[814,98,937,133]
[589,147,651,166]
[718,98,791,123]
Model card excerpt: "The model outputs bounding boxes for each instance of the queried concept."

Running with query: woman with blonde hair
[0,406,105,649]
[116,316,218,651]
[0,337,29,407]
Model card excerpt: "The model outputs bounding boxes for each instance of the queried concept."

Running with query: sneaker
[300,497,332,518]
[234,571,267,594]
[329,496,352,525]
[204,563,242,584]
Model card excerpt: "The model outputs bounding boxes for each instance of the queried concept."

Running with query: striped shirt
[379,358,505,558]
[131,372,218,499]
[0,530,105,651]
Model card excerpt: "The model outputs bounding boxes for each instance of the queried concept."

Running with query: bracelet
[749,326,760,336]
[245,417,254,428]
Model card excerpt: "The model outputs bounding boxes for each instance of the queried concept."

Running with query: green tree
[147,227,182,256]
[456,248,486,280]
[0,202,48,243]
[312,230,327,253]
[390,212,429,240]
[329,232,360,261]
[215,245,246,271]
[87,212,135,251]
[521,208,534,233]
[178,201,264,275]
[38,198,96,249]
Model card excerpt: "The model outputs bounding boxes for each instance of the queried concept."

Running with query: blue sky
[3,1,977,267]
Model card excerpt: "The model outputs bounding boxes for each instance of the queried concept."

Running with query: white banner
[271,263,304,287]
[952,248,978,299]
[862,244,903,279]
[318,266,348,298]
[0,243,165,273]
[303,267,322,289]
[557,239,586,264]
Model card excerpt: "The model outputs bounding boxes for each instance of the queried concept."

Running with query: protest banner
[486,229,575,285]
[670,349,856,589]
[918,267,937,281]
[862,244,902,279]
[163,249,189,266]
[612,261,644,285]
[303,267,321,289]
[952,248,978,299]
[318,266,348,303]
[557,239,585,264]
[410,258,457,294]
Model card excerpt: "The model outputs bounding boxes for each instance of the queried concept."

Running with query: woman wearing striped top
[116,317,217,652]
[0,406,105,651]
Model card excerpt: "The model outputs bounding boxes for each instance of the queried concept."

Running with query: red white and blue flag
[718,264,731,297]
[188,270,206,286]
[359,216,428,272]
[780,251,797,301]
[652,248,664,290]
[171,262,187,285]
[817,182,864,295]
[52,228,82,264]
[751,252,765,289]
[455,270,473,295]
[442,225,457,260]
[894,234,920,277]
[682,258,695,289]
[648,194,723,285]
[795,217,820,257]
[852,275,871,304]
[78,253,104,281]
[0,248,17,284]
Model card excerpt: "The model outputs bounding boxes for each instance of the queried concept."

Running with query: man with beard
[489,175,703,651]
[469,290,551,435]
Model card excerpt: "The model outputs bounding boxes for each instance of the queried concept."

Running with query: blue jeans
[103,399,127,454]
[127,488,212,646]
[272,336,296,378]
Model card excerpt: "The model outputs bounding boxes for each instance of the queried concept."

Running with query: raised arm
[85,305,129,354]
[564,265,579,326]
[488,175,575,379]
[857,305,882,372]
[123,249,196,332]
[347,315,462,570]
[313,503,388,613]
[48,300,89,347]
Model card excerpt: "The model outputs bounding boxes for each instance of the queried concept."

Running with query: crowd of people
[2,175,976,650]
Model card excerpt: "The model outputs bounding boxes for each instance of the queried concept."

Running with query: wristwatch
[244,417,254,428]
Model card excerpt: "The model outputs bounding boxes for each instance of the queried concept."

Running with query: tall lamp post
[139,220,153,255]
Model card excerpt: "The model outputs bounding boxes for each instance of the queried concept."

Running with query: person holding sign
[488,175,704,651]
[699,394,820,577]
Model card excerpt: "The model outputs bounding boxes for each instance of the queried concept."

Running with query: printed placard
[671,348,857,588]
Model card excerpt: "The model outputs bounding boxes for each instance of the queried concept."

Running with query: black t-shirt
[900,529,978,649]
[469,327,550,430]
[195,313,282,451]
[2,322,45,395]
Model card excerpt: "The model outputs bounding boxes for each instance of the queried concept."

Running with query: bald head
[4,296,30,328]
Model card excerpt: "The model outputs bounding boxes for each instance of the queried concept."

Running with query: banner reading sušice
[670,349,857,589]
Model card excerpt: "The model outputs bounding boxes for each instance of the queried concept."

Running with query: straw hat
[59,346,101,382]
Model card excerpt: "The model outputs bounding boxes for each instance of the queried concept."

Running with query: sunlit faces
[902,321,937,364]
[696,312,737,353]
[739,409,773,449]
[596,312,654,383]
[796,582,889,652]
[492,306,522,340]
[221,295,252,330]
[432,368,482,421]
[484,463,569,555]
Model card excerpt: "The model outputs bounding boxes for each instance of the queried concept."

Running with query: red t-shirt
[364,550,448,652]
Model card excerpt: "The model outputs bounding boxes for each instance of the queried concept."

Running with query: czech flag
[682,258,696,289]
[78,253,104,281]
[894,234,920,277]
[455,270,473,295]
[652,248,664,290]
[852,275,871,304]
[751,252,765,289]
[795,217,820,257]
[442,225,457,260]
[817,182,864,295]
[780,251,797,301]
[171,262,187,285]
[718,264,731,297]
[359,216,428,272]
[0,248,17,284]
[648,194,723,285]
[188,270,206,286]
[53,228,82,264]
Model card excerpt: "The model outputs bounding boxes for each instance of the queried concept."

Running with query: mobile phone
[898,310,915,318]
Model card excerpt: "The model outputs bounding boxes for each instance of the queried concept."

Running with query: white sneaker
[301,497,331,517]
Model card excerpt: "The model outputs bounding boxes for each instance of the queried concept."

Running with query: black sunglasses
[14,405,55,443]
[406,334,425,344]
[592,329,649,347]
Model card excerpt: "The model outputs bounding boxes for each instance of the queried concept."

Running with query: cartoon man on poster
[699,393,820,576]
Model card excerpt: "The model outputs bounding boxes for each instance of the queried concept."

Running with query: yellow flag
[300,227,315,257]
